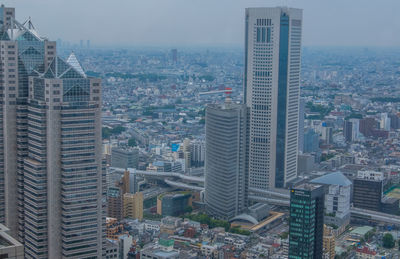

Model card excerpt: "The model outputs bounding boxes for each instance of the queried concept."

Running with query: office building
[107,187,123,221]
[303,128,319,153]
[0,5,105,258]
[297,154,315,175]
[289,184,324,259]
[380,113,391,131]
[157,192,192,217]
[123,192,143,220]
[321,126,333,145]
[343,119,360,142]
[190,140,205,167]
[205,100,248,220]
[353,171,383,212]
[111,147,139,169]
[389,113,400,129]
[0,7,56,239]
[359,117,378,137]
[245,7,302,189]
[25,53,105,258]
[311,172,351,235]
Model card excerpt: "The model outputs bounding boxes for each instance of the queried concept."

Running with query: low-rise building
[141,238,180,259]
[355,246,377,259]
[111,147,139,169]
[201,244,216,256]
[144,220,161,232]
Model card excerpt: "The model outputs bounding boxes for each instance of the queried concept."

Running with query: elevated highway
[110,167,400,226]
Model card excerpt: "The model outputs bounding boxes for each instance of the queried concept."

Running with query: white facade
[357,170,384,181]
[119,234,133,259]
[325,184,351,218]
[381,113,391,131]
[350,119,360,141]
[245,7,302,189]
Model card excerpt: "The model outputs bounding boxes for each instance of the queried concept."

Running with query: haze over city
[3,0,400,47]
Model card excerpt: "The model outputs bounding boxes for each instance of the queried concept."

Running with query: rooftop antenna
[224,87,233,105]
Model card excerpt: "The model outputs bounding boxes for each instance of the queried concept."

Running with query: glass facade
[275,13,289,188]
[289,185,324,259]
[161,193,191,217]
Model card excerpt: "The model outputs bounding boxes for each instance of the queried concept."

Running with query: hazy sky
[4,0,400,47]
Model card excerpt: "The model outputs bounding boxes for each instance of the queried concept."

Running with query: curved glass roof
[310,171,352,186]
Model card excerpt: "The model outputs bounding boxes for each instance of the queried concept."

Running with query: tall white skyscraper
[244,7,302,189]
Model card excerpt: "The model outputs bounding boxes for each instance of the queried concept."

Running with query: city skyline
[1,0,400,47]
[1,2,400,259]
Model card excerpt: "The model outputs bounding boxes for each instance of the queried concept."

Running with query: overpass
[247,195,290,207]
[350,207,400,226]
[164,179,204,192]
[109,167,204,191]
[109,167,204,183]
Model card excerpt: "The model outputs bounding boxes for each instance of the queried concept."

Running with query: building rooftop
[0,224,23,250]
[294,183,322,191]
[310,171,352,187]
[350,226,373,237]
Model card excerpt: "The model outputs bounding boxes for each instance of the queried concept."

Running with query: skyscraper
[0,7,57,240]
[244,7,303,189]
[0,5,105,258]
[289,184,324,259]
[25,53,105,258]
[204,99,248,220]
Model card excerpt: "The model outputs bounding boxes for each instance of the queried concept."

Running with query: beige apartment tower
[123,192,143,220]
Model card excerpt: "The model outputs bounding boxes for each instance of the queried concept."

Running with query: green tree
[102,127,112,139]
[383,233,395,248]
[184,206,193,213]
[111,125,126,135]
[280,232,289,239]
[128,138,137,147]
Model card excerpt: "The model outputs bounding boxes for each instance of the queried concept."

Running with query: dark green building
[161,193,191,217]
[289,184,324,259]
